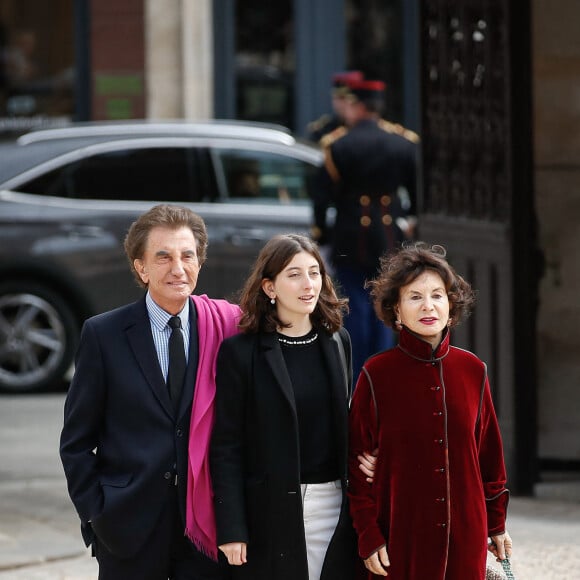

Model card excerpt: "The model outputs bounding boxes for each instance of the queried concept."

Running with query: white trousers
[300,480,342,580]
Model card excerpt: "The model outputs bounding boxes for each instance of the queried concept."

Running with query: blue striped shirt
[145,293,190,381]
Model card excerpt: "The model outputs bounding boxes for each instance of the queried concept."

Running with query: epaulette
[378,119,420,143]
[307,114,332,133]
[320,126,348,149]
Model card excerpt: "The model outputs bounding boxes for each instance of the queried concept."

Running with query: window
[213,148,316,205]
[235,1,294,129]
[0,0,75,135]
[22,147,206,202]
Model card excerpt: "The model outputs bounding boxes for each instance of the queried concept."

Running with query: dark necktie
[167,316,186,413]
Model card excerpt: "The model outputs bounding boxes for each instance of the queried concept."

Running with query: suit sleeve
[477,373,509,535]
[310,160,336,245]
[210,338,250,545]
[348,369,385,558]
[59,320,106,527]
[400,139,419,217]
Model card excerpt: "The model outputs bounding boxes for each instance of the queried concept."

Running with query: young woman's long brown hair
[237,234,348,334]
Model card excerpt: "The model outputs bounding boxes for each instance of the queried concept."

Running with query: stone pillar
[181,0,214,119]
[144,0,183,118]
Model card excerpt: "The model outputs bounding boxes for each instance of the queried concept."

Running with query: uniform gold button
[360,195,371,206]
[380,195,391,206]
[360,216,371,227]
[382,214,393,225]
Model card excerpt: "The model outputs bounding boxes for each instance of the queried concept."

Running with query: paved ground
[1,394,579,579]
[2,477,580,579]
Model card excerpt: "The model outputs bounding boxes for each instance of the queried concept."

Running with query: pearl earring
[270,297,276,305]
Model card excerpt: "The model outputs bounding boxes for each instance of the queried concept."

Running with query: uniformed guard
[306,70,364,144]
[312,78,420,382]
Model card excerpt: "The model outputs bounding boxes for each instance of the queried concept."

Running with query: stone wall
[91,0,146,119]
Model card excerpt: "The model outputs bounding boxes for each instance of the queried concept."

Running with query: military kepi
[346,79,386,103]
[332,70,364,95]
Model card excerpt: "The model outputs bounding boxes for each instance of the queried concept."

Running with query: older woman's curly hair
[367,242,476,329]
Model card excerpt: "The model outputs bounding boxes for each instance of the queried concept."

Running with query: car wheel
[0,283,79,393]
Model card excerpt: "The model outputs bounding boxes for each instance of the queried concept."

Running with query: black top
[277,329,339,483]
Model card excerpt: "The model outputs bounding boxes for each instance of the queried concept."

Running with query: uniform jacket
[348,328,509,580]
[59,294,240,558]
[307,112,344,143]
[314,118,419,274]
[210,328,358,580]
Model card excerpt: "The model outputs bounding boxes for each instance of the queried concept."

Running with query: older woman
[348,243,513,580]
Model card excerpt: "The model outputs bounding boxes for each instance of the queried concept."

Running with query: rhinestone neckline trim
[277,332,319,346]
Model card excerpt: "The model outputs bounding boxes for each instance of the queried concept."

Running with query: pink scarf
[185,294,241,560]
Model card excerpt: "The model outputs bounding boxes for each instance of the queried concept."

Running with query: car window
[213,149,316,204]
[19,147,210,202]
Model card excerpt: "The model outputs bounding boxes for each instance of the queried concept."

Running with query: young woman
[210,233,358,580]
[348,243,513,580]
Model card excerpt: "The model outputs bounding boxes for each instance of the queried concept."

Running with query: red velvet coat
[348,328,509,580]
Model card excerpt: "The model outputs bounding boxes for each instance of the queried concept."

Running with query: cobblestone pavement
[1,490,579,579]
[1,394,579,579]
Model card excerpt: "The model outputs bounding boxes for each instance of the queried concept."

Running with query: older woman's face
[396,270,450,348]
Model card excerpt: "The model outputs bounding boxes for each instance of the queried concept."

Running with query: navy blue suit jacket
[60,295,199,557]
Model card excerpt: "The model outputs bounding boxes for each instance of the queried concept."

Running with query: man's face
[332,94,348,121]
[134,226,201,314]
[342,99,365,127]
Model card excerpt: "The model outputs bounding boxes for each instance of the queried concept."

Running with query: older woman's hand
[358,448,379,483]
[488,531,513,561]
[364,544,390,576]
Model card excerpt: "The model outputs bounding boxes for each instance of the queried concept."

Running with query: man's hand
[358,448,378,483]
[488,531,513,561]
[364,545,390,576]
[219,542,247,566]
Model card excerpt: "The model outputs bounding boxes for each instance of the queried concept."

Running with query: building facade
[0,0,418,136]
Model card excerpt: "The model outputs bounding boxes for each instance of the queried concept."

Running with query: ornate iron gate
[418,0,539,493]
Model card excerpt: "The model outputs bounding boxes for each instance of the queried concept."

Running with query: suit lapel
[261,332,298,417]
[320,332,349,403]
[125,299,174,418]
[319,332,349,459]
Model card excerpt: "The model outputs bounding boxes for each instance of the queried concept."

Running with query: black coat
[210,328,357,580]
[59,297,199,557]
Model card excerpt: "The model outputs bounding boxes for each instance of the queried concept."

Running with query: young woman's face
[396,270,450,348]
[263,251,322,325]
